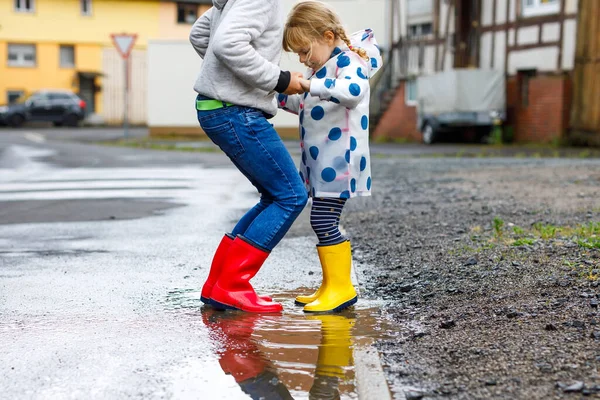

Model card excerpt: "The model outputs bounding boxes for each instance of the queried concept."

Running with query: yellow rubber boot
[295,252,325,305]
[303,241,357,313]
[295,287,322,306]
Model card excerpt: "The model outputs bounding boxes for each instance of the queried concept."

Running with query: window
[408,23,433,38]
[14,0,34,12]
[177,3,198,24]
[60,45,75,68]
[8,44,36,67]
[49,93,74,102]
[405,79,418,106]
[81,0,92,16]
[522,0,560,17]
[7,90,24,104]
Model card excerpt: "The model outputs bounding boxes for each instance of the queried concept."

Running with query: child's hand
[299,79,310,92]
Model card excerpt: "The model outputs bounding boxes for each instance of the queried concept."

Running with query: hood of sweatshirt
[212,0,228,10]
[350,28,383,78]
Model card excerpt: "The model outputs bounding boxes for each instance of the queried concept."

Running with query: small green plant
[577,238,600,250]
[533,223,558,239]
[493,217,504,238]
[513,238,536,246]
[512,226,525,235]
[489,126,503,145]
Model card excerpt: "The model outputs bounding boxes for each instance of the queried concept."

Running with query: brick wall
[506,73,572,143]
[372,81,421,142]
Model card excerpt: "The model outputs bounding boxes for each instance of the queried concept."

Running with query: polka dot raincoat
[278,29,382,199]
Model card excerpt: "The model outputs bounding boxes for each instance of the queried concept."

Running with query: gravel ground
[344,157,600,399]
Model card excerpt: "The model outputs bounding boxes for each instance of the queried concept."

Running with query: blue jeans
[197,98,308,251]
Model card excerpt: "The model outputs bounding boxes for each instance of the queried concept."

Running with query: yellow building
[0,0,211,123]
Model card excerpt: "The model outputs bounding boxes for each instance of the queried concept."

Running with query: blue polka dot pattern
[351,179,356,192]
[331,47,342,57]
[349,83,361,97]
[300,110,304,124]
[357,67,368,80]
[367,177,372,190]
[325,79,335,88]
[299,171,304,182]
[345,76,351,80]
[360,156,367,171]
[278,94,288,103]
[316,68,327,79]
[361,115,368,130]
[311,106,325,120]
[330,97,340,104]
[350,136,357,151]
[307,167,311,178]
[362,33,369,41]
[321,167,336,182]
[371,58,378,68]
[301,127,306,139]
[345,150,350,163]
[309,146,319,160]
[328,127,342,141]
[340,190,350,199]
[337,54,351,68]
[304,92,309,99]
[302,151,307,165]
[312,188,316,197]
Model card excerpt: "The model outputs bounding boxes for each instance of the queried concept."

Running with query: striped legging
[310,197,347,245]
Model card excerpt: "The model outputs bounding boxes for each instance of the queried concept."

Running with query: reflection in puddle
[166,289,395,399]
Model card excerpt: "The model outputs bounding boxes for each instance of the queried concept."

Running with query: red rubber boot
[201,234,272,304]
[210,237,283,313]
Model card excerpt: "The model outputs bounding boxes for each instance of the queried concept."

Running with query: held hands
[299,78,310,92]
[283,72,309,95]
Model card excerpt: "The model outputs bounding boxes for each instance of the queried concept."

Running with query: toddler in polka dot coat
[279,1,382,313]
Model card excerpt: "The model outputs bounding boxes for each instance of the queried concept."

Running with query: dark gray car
[0,90,86,128]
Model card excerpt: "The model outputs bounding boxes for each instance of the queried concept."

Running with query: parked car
[0,90,86,128]
[417,69,506,144]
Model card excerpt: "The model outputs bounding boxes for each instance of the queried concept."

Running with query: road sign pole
[124,57,129,139]
[111,33,137,140]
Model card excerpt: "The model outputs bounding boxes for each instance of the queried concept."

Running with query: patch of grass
[512,238,536,246]
[512,226,525,235]
[577,238,600,250]
[533,223,558,240]
[575,222,600,238]
[578,149,592,159]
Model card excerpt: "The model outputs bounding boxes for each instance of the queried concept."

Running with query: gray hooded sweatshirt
[189,0,287,117]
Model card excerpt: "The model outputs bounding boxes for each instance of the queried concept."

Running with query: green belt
[196,99,234,111]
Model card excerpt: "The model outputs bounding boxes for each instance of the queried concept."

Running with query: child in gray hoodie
[190,0,307,313]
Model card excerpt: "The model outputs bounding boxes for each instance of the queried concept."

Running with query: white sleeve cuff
[309,79,327,99]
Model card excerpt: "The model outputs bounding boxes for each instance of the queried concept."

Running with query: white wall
[147,41,202,128]
[102,48,147,125]
[478,0,579,74]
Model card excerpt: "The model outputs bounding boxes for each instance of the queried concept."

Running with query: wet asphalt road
[0,129,394,399]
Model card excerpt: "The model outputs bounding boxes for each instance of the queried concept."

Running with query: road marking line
[355,343,396,400]
[24,132,46,143]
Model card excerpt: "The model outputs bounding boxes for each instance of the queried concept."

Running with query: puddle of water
[165,289,396,399]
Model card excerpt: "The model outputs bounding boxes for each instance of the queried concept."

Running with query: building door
[79,75,96,115]
[570,0,600,144]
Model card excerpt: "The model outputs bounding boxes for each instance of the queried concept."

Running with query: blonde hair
[283,1,368,62]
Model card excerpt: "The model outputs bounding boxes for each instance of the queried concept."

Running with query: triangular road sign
[111,33,137,59]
